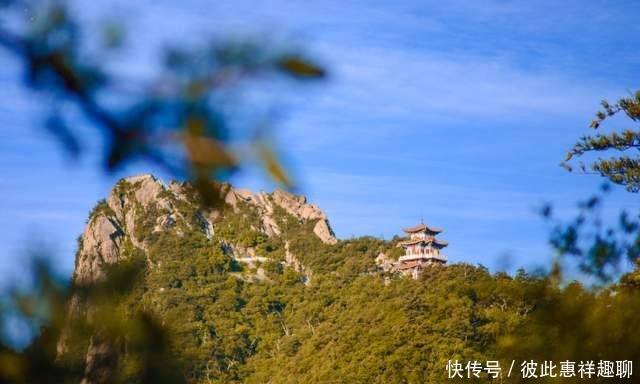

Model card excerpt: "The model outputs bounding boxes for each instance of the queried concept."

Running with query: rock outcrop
[74,174,179,285]
[272,189,337,244]
[71,174,336,288]
[375,252,395,273]
[74,215,125,285]
[59,174,339,381]
[222,187,337,244]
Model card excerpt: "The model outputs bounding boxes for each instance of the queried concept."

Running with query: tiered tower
[395,221,448,278]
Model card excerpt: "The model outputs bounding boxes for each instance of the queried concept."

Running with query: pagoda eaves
[402,223,442,234]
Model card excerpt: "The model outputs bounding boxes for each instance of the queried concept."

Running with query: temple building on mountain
[394,221,448,279]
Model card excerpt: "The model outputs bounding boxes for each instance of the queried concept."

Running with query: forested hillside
[50,175,640,384]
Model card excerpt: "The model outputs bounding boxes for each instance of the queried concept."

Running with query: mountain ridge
[72,174,338,286]
[55,173,528,384]
[59,173,371,382]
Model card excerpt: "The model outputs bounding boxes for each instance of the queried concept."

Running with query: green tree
[548,90,640,281]
[563,91,640,192]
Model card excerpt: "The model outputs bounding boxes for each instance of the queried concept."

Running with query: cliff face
[72,174,336,286]
[59,174,339,381]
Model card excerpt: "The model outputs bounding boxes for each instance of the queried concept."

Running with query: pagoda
[395,221,448,278]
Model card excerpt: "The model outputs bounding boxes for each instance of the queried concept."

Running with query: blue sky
[1,0,639,285]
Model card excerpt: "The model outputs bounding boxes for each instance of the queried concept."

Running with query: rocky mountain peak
[60,174,339,369]
[222,185,337,245]
[72,174,336,286]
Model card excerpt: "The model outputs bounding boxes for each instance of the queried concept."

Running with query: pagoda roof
[433,239,448,247]
[397,238,449,247]
[402,223,442,234]
[398,238,423,246]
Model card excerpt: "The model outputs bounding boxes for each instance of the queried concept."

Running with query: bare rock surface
[74,174,336,289]
[74,215,125,285]
[222,186,337,244]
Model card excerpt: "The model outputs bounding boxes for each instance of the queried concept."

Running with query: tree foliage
[3,195,639,383]
[1,2,640,384]
[541,185,640,282]
[563,91,640,192]
[550,90,640,282]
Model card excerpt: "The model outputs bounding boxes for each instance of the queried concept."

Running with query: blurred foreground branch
[0,0,325,206]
